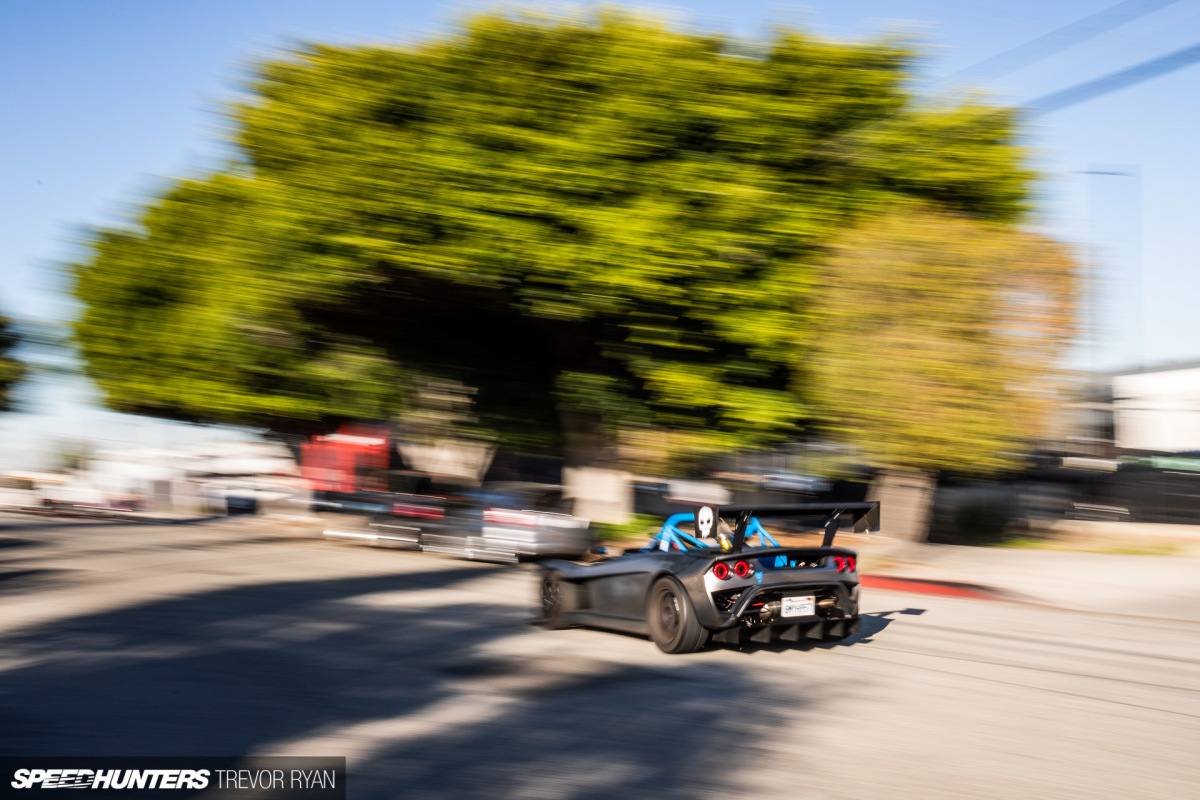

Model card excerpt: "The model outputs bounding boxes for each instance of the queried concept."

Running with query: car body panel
[420,484,592,562]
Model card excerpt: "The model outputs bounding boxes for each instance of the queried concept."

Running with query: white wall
[1113,367,1200,452]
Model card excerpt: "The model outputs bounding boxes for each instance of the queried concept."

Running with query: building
[1111,361,1200,453]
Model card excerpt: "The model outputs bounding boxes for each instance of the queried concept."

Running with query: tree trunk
[868,470,937,542]
[559,411,616,469]
[558,412,632,524]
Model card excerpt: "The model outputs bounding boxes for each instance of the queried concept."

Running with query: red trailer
[300,424,390,494]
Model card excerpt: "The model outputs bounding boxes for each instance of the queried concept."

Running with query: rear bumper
[701,579,859,630]
[710,615,861,645]
[421,526,592,561]
[480,524,593,558]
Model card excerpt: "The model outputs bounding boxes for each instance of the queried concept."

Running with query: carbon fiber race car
[537,502,880,653]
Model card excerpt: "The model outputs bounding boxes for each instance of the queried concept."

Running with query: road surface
[0,515,1196,799]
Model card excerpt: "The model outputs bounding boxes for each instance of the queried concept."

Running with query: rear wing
[693,502,880,552]
[647,502,880,553]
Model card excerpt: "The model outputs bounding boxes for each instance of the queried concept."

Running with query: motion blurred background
[4,3,1200,796]
[5,0,1200,543]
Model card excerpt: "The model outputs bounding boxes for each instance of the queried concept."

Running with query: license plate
[781,595,815,617]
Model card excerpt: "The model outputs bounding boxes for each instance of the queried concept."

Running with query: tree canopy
[808,205,1078,475]
[72,9,1049,462]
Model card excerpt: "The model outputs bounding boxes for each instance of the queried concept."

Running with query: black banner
[0,758,345,800]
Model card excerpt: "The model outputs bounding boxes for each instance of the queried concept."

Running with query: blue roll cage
[641,512,780,552]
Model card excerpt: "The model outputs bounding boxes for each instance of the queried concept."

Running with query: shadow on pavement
[856,607,927,641]
[0,565,799,799]
[0,537,43,550]
[0,518,122,533]
[0,514,226,533]
[0,568,74,595]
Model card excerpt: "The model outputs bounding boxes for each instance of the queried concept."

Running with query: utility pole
[1080,166,1143,370]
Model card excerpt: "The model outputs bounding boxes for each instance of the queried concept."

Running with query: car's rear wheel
[540,572,570,629]
[646,577,708,654]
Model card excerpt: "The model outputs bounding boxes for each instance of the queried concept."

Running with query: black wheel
[646,577,708,654]
[539,572,570,630]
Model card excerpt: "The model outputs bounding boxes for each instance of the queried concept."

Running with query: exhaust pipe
[758,600,782,622]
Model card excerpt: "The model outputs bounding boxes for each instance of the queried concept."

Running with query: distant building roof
[1104,359,1200,378]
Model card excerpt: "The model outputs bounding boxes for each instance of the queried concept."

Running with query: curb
[861,574,1200,622]
[860,574,1013,601]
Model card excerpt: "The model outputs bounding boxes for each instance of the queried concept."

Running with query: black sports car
[537,502,880,653]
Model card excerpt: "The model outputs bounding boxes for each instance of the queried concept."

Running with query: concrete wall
[563,467,632,525]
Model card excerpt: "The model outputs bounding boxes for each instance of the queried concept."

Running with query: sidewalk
[860,538,1200,622]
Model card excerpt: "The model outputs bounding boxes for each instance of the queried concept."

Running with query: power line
[1027,40,1200,114]
[812,12,1200,155]
[946,0,1183,83]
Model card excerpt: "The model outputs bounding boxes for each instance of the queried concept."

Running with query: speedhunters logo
[0,759,344,799]
[12,769,211,789]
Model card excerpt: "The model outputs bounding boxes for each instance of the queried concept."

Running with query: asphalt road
[1,515,1197,799]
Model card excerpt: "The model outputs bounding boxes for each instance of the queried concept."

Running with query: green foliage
[807,205,1079,475]
[952,498,1018,545]
[591,513,660,542]
[74,176,401,429]
[0,315,27,411]
[72,8,1038,454]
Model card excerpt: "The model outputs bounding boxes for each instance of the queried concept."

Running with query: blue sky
[4,0,1200,380]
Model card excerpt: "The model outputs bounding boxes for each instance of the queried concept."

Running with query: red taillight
[391,503,444,519]
[845,556,856,572]
[833,556,846,572]
[733,560,752,578]
[482,509,538,527]
[712,562,731,580]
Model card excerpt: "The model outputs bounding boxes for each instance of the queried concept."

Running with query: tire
[646,577,709,654]
[540,572,570,630]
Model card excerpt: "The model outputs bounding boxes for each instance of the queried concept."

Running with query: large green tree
[73,9,1034,460]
